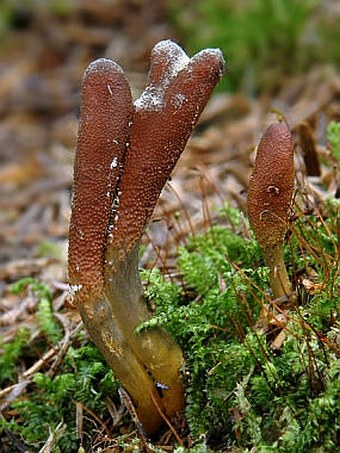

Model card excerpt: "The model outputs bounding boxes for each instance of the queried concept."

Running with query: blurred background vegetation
[1,0,339,94]
[167,0,340,93]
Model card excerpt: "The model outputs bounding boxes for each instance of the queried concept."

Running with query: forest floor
[0,2,339,452]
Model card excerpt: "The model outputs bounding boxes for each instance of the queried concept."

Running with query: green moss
[0,341,119,452]
[327,121,340,161]
[2,196,338,451]
[1,279,120,451]
[36,239,63,259]
[11,277,62,343]
[0,328,30,383]
[142,200,339,450]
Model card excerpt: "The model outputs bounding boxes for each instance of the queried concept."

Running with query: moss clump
[0,279,119,452]
[11,277,63,343]
[0,328,30,384]
[142,201,339,451]
[1,197,338,451]
[0,340,119,452]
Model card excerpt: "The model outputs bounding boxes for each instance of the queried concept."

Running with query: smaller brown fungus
[247,122,295,299]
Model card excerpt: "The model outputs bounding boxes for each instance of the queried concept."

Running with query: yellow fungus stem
[262,241,292,300]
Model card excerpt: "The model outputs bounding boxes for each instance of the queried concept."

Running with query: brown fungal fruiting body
[68,60,164,431]
[110,41,225,255]
[247,122,294,299]
[68,59,132,301]
[68,41,225,433]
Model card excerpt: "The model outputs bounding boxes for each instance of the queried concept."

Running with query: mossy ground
[1,189,339,451]
[0,2,339,451]
[142,198,339,452]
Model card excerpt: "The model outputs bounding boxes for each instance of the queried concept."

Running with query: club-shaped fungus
[69,40,225,433]
[247,122,295,300]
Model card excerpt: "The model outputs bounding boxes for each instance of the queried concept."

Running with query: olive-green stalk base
[76,241,185,434]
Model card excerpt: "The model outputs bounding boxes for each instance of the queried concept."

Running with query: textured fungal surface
[68,41,225,433]
[247,122,294,248]
[110,40,225,256]
[68,59,133,300]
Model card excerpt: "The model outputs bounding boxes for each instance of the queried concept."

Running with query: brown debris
[297,121,321,177]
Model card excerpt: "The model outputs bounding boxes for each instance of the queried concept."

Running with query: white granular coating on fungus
[85,58,125,78]
[154,40,190,79]
[172,92,187,107]
[193,48,225,77]
[69,284,83,296]
[135,40,191,112]
[110,156,118,169]
[134,41,224,112]
[134,85,165,112]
